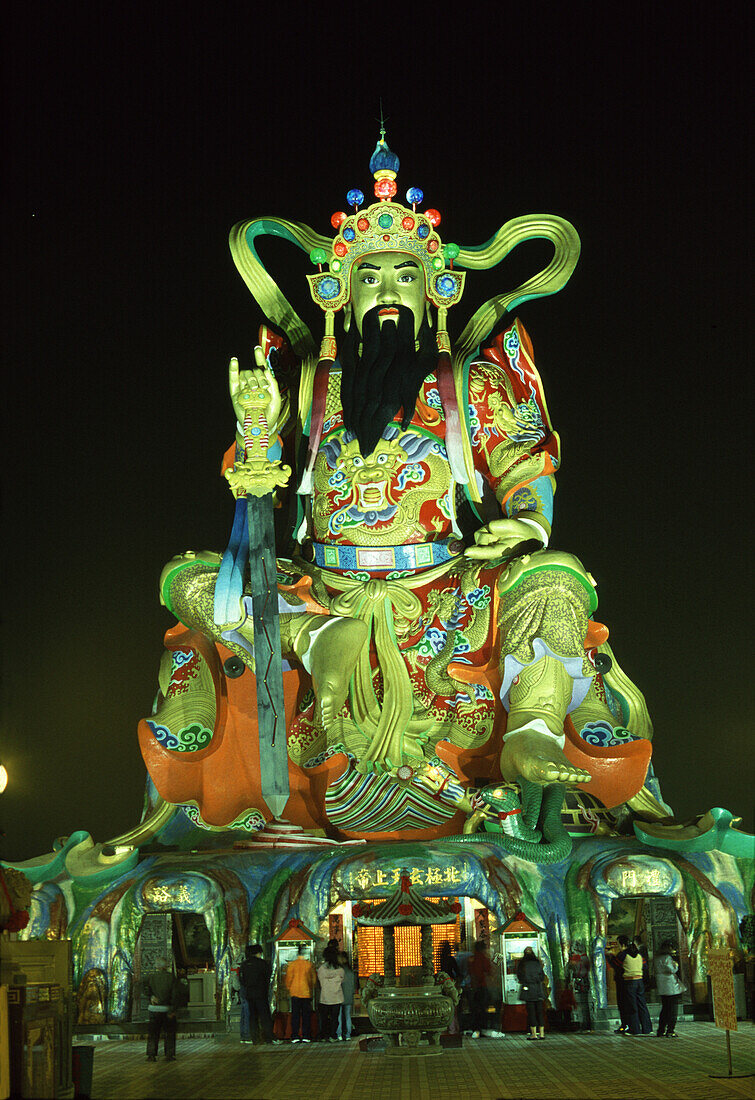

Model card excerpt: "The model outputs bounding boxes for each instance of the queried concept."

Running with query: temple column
[421,924,434,981]
[383,926,396,984]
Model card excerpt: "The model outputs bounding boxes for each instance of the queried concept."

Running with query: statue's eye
[493,788,503,798]
[352,456,364,467]
[376,453,389,464]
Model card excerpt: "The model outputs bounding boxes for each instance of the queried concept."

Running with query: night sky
[3,7,751,861]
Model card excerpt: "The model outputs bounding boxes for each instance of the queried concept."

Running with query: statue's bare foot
[308,617,368,728]
[501,729,592,787]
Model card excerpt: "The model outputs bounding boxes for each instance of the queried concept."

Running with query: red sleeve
[467,318,560,505]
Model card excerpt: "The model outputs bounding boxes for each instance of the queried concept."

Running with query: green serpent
[444,780,572,864]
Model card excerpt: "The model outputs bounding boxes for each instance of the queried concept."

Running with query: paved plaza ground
[83,1021,755,1100]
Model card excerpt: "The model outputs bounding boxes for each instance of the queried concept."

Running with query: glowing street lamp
[0,763,8,793]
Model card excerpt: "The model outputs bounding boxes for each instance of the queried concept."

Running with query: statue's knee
[497,549,598,612]
[159,551,222,616]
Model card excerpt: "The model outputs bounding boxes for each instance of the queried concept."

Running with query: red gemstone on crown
[426,208,441,227]
[330,211,347,229]
[334,241,348,257]
[402,215,415,230]
[428,239,439,253]
[374,178,397,199]
[357,217,370,232]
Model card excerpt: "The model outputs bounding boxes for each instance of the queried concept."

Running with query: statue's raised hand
[229,346,282,432]
[464,516,545,562]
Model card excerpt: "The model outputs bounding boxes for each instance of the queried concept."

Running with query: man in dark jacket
[607,935,631,1033]
[240,943,273,1044]
[144,957,179,1062]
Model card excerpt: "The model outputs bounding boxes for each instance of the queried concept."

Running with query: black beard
[340,304,438,456]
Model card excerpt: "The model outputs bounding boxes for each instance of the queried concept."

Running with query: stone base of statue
[366,983,453,1056]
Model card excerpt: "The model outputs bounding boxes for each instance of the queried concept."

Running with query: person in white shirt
[317,945,344,1042]
[655,940,685,1037]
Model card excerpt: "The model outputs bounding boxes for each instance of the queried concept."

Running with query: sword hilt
[240,383,271,460]
[226,352,291,500]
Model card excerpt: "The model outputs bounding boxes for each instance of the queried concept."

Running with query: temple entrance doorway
[131,911,216,1023]
[605,895,686,1005]
[317,897,505,1030]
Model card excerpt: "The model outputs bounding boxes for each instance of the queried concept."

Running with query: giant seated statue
[137,134,665,860]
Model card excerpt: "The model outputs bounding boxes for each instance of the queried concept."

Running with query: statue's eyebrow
[356,259,420,271]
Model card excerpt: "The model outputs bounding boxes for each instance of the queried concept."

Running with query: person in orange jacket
[285,945,316,1043]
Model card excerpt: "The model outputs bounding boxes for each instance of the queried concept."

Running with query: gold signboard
[345,864,465,894]
[707,947,737,1032]
[605,859,679,896]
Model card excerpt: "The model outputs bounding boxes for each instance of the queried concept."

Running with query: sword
[225,349,292,819]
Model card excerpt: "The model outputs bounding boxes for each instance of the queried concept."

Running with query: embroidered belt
[311,538,464,575]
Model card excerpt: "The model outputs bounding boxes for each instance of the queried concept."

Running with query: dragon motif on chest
[314,424,451,537]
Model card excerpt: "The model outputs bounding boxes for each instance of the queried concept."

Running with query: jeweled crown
[306,130,465,313]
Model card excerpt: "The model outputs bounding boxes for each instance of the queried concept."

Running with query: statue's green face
[349,251,427,338]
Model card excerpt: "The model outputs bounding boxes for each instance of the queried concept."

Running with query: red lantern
[450,902,462,914]
[398,903,413,916]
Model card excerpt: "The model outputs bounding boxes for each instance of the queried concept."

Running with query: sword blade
[247,498,289,819]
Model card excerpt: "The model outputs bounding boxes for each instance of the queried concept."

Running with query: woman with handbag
[655,940,685,1037]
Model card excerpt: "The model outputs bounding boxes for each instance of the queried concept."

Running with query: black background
[2,5,751,859]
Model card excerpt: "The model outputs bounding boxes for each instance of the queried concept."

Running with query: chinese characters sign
[707,948,738,1032]
[338,860,469,896]
[605,859,680,896]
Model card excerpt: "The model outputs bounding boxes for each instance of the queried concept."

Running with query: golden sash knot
[295,555,460,773]
[327,576,422,772]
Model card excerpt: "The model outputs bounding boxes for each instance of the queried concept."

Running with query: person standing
[439,941,460,984]
[557,979,577,1030]
[655,940,685,1037]
[239,944,273,1045]
[617,939,652,1035]
[336,952,355,1040]
[569,943,593,1031]
[144,957,179,1062]
[285,945,316,1043]
[317,945,344,1042]
[607,935,631,1033]
[468,941,492,1038]
[517,946,547,1040]
[440,941,461,1034]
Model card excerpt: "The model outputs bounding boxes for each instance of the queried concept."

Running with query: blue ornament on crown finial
[369,135,400,177]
